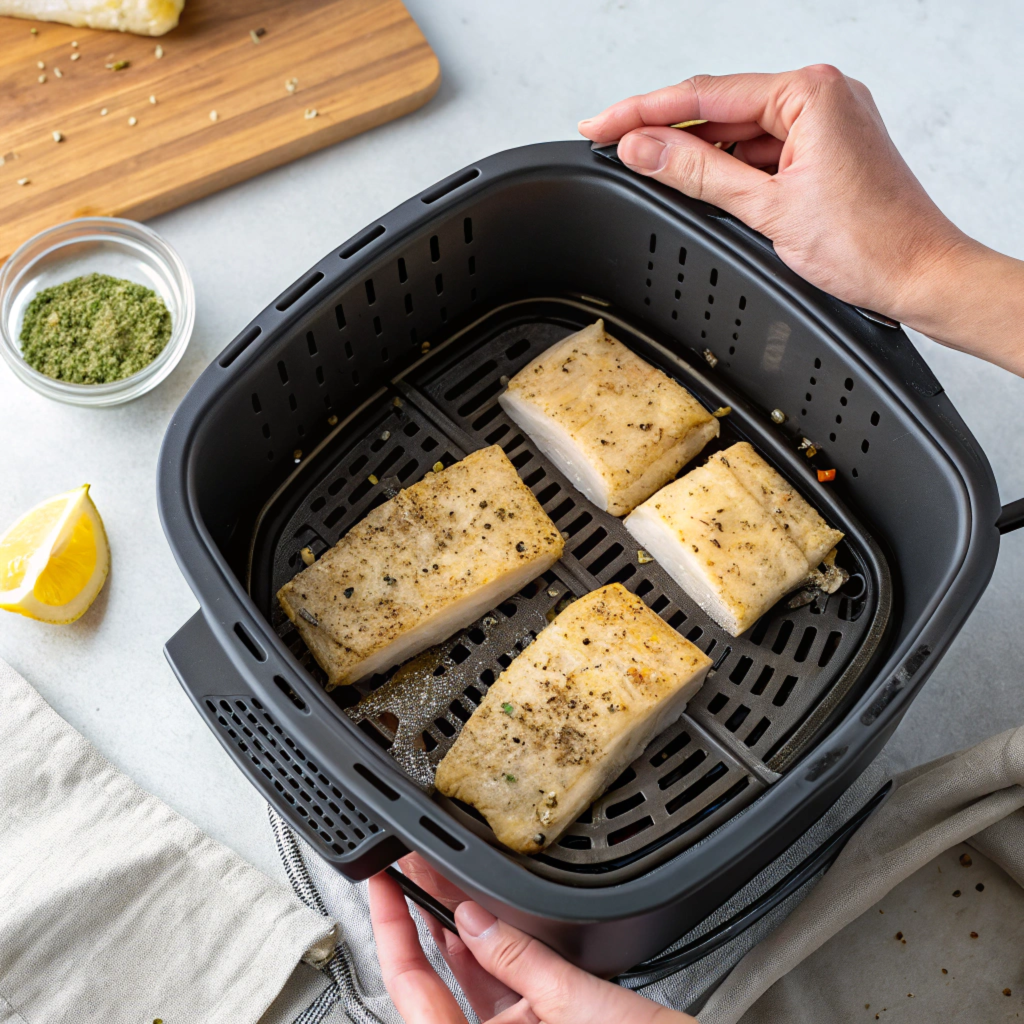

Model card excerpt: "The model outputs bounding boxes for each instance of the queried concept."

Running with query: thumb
[454,902,690,1024]
[617,126,774,234]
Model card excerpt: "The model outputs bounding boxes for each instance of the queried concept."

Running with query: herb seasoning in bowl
[0,218,194,407]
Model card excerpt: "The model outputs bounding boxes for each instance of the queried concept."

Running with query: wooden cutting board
[0,0,440,260]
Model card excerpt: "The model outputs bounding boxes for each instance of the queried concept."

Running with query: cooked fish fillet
[709,442,843,568]
[0,0,184,34]
[624,443,844,636]
[278,446,564,687]
[499,320,719,516]
[434,583,712,854]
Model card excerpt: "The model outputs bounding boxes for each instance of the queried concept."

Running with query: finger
[731,134,785,169]
[579,65,849,144]
[397,856,522,1021]
[455,902,694,1024]
[617,126,775,231]
[368,872,467,1024]
[420,909,523,1022]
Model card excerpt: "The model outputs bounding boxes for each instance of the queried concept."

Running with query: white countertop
[2,0,1023,885]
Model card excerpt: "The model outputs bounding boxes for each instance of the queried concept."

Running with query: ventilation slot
[707,692,729,715]
[609,816,654,845]
[724,704,750,732]
[658,749,707,789]
[745,717,771,747]
[420,167,480,204]
[219,325,261,368]
[730,656,753,684]
[793,627,817,663]
[464,217,473,243]
[750,664,774,695]
[430,235,441,262]
[420,816,465,850]
[772,620,794,654]
[275,270,324,312]
[234,622,266,662]
[819,631,843,666]
[339,224,385,259]
[274,675,308,712]
[772,675,798,707]
[353,762,399,800]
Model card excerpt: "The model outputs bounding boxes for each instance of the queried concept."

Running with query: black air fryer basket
[159,141,1024,977]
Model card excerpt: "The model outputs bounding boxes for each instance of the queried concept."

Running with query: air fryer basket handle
[997,499,1024,534]
[164,610,405,881]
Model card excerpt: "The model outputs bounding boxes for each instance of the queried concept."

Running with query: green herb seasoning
[19,273,172,384]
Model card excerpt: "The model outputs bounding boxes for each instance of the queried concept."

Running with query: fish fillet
[278,446,564,687]
[625,443,844,636]
[0,0,184,35]
[499,320,719,516]
[710,442,843,567]
[434,583,712,854]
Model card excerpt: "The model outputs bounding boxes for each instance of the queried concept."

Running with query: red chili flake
[817,468,836,482]
[970,931,979,939]
[1004,989,1012,997]
[960,853,972,867]
[895,932,903,940]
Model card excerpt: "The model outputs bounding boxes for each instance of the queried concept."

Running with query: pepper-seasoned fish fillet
[278,446,564,687]
[434,583,712,854]
[709,442,843,568]
[624,443,844,636]
[499,320,719,516]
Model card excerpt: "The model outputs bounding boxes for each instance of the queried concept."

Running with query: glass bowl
[0,217,195,407]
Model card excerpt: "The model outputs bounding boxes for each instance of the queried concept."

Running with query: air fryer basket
[160,141,1013,975]
[247,298,890,888]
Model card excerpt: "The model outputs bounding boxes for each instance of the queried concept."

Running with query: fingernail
[456,901,497,938]
[578,117,594,129]
[619,132,667,172]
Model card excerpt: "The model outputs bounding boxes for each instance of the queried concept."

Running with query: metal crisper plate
[250,298,890,886]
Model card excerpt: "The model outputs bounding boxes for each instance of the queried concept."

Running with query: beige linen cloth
[0,657,337,1024]
[698,725,1024,1023]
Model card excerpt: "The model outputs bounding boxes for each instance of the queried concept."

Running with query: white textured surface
[1,0,1023,886]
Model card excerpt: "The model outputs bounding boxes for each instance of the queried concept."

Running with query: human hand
[368,853,696,1024]
[578,67,1024,377]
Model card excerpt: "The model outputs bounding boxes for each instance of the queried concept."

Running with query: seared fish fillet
[278,446,564,687]
[0,0,184,35]
[625,442,844,636]
[499,320,718,516]
[434,583,712,854]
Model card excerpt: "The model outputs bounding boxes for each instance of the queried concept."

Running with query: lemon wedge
[0,485,109,624]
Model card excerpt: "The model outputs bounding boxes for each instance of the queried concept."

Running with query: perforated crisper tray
[248,298,891,886]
